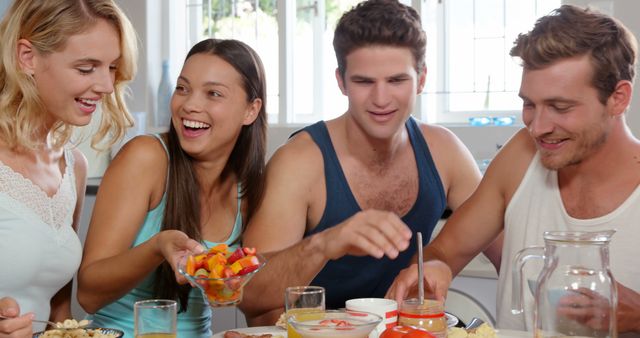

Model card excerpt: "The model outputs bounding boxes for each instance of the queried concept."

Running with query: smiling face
[520,55,614,170]
[171,53,260,158]
[337,45,425,140]
[25,19,121,128]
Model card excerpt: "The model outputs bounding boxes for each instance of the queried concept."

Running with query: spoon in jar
[417,231,424,304]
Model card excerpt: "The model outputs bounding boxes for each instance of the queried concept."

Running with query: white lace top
[0,147,82,331]
[0,151,76,230]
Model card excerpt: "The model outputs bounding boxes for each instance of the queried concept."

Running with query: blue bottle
[492,116,515,126]
[468,116,492,126]
[155,60,173,129]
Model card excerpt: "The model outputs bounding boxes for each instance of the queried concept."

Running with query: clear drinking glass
[134,299,177,338]
[285,286,326,338]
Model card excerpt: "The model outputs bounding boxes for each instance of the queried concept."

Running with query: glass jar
[512,230,617,338]
[398,299,447,338]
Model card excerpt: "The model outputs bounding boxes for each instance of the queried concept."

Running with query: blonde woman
[0,0,137,336]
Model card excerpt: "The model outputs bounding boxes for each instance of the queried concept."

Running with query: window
[423,0,560,124]
[179,0,559,126]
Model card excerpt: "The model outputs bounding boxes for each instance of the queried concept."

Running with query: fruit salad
[183,244,263,306]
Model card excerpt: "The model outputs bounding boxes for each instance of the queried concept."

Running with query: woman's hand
[0,297,33,338]
[155,230,205,284]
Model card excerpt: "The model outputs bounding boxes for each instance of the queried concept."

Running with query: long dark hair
[153,39,268,311]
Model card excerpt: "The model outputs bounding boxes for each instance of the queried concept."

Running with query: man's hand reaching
[318,210,412,261]
[385,260,452,305]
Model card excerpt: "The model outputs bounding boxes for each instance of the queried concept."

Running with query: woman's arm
[77,136,170,313]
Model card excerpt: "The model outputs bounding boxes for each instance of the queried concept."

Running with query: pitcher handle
[511,246,544,315]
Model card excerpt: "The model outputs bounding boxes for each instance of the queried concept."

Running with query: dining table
[211,326,533,338]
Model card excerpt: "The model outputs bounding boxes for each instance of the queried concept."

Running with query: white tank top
[0,147,82,332]
[497,152,640,333]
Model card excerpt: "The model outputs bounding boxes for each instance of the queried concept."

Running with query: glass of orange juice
[285,286,325,338]
[134,299,177,338]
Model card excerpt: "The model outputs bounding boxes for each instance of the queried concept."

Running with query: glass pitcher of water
[512,230,617,338]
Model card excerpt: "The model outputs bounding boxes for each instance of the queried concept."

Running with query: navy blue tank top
[298,117,446,309]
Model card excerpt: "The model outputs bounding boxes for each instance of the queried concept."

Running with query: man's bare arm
[242,208,412,325]
[240,135,321,323]
[387,129,535,301]
[425,129,534,274]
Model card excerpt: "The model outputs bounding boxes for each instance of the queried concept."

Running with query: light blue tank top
[88,134,243,338]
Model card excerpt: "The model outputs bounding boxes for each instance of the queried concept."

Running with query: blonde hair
[0,0,138,150]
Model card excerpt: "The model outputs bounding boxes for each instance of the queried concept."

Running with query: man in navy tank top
[240,0,485,326]
[387,5,640,336]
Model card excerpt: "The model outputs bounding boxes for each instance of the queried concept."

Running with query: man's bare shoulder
[415,122,467,151]
[482,128,536,195]
[246,130,324,250]
[414,121,475,169]
[416,121,454,137]
[267,130,324,180]
[490,128,536,166]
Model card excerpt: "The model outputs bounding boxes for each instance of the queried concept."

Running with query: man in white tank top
[387,5,640,336]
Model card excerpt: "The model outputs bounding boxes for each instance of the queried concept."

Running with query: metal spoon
[417,232,424,304]
[0,314,57,328]
[465,317,485,331]
[0,315,91,330]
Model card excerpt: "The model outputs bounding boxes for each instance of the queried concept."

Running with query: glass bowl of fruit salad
[288,310,382,338]
[178,244,266,307]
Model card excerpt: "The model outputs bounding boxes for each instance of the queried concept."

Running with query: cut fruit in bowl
[288,309,382,338]
[178,245,266,307]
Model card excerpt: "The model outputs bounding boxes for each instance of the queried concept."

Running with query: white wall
[0,0,9,15]
[116,0,188,130]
